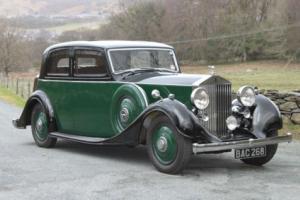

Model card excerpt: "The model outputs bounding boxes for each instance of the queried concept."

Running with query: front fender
[141,99,221,143]
[106,98,221,145]
[12,90,56,130]
[252,94,282,138]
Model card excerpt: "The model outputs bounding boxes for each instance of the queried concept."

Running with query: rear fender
[13,90,56,131]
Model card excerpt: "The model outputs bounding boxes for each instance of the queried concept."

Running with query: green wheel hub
[152,126,177,165]
[33,111,48,141]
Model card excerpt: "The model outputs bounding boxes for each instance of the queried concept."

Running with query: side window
[46,49,70,76]
[74,50,108,77]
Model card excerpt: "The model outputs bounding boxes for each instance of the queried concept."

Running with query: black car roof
[44,40,174,54]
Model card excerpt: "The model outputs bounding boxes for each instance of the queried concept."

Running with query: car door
[68,48,120,138]
[38,48,75,133]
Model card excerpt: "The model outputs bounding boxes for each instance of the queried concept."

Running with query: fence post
[16,79,19,95]
[21,86,24,98]
[28,81,31,99]
[11,78,13,90]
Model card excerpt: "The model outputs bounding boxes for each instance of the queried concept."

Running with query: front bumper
[193,133,293,154]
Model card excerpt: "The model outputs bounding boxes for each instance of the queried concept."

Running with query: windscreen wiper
[119,70,136,80]
[120,68,157,80]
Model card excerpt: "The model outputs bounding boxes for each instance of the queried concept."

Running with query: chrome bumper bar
[193,133,293,154]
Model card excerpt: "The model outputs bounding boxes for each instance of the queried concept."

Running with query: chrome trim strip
[193,133,293,154]
[50,132,107,143]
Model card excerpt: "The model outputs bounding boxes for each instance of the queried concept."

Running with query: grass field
[182,60,300,91]
[0,86,25,107]
[46,21,104,33]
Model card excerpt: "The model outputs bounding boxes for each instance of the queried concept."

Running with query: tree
[286,0,300,61]
[98,1,166,41]
[0,20,24,76]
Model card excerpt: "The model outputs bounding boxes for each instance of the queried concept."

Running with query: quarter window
[46,50,70,76]
[74,50,107,77]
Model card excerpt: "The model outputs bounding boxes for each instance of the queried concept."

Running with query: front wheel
[31,104,57,148]
[241,130,278,166]
[146,115,192,174]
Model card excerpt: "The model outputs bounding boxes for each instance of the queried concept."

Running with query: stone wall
[259,89,300,125]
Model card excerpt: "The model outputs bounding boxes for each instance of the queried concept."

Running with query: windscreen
[109,49,178,73]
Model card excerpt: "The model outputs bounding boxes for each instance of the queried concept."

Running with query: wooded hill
[0,0,300,75]
[95,0,300,64]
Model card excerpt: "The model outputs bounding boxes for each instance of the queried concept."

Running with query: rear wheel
[31,104,57,148]
[241,130,278,166]
[146,115,192,174]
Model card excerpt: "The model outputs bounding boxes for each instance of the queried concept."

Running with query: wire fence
[166,23,300,45]
[0,74,34,100]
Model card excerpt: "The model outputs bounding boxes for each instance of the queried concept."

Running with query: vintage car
[13,41,292,174]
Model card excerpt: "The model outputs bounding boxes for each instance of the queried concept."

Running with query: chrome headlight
[237,86,256,107]
[191,88,209,110]
[226,115,240,131]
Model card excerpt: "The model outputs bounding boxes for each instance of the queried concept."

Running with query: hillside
[0,0,120,17]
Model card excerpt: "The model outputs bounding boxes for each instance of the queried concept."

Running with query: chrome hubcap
[36,118,43,132]
[120,108,129,123]
[156,136,168,152]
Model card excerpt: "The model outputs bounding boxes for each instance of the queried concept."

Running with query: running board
[49,132,107,144]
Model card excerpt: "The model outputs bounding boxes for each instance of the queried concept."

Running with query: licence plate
[235,146,266,159]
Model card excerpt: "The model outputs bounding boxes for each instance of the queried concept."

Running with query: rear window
[46,50,69,76]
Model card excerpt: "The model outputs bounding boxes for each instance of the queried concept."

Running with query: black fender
[251,94,282,138]
[12,90,56,131]
[141,99,220,142]
[105,98,221,145]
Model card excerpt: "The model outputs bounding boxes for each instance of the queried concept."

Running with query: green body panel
[137,84,193,108]
[37,79,193,138]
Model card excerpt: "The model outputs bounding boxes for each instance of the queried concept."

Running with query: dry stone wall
[259,89,300,125]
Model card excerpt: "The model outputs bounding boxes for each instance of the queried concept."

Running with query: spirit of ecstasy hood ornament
[208,65,216,75]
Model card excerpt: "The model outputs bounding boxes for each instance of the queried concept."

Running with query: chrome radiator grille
[200,83,232,138]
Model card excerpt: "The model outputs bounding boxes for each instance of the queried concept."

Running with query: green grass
[46,21,104,33]
[182,60,300,91]
[0,86,26,107]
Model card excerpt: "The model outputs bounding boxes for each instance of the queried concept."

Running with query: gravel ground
[0,100,299,200]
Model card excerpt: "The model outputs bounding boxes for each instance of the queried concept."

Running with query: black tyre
[241,130,278,166]
[146,115,192,174]
[31,104,57,148]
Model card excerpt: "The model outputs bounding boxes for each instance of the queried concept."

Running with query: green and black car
[13,41,292,174]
